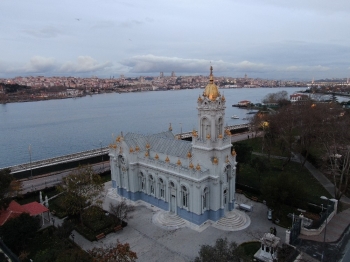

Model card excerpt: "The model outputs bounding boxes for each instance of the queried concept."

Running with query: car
[268,209,272,220]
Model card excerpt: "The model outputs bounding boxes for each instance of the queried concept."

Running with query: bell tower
[195,66,226,143]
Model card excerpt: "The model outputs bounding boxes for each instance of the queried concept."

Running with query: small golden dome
[116,136,121,142]
[109,143,117,149]
[225,129,231,136]
[187,151,192,158]
[221,95,226,102]
[145,151,149,157]
[192,129,198,137]
[169,123,172,131]
[203,66,220,101]
[155,154,159,160]
[165,156,170,163]
[177,159,182,166]
[146,143,150,149]
[135,145,140,151]
[218,133,223,139]
[197,95,202,102]
[226,155,230,163]
[129,147,134,153]
[213,157,218,165]
[231,149,236,156]
[196,163,201,171]
[206,133,211,139]
[189,162,194,169]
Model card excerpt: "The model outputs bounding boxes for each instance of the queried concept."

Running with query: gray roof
[124,131,192,158]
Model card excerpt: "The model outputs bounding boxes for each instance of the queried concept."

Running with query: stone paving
[63,181,286,262]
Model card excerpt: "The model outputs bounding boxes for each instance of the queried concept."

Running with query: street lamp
[320,196,330,262]
[29,144,33,178]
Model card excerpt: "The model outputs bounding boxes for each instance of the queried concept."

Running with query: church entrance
[224,189,229,212]
[170,195,176,213]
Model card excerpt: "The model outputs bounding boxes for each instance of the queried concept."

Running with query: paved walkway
[50,182,287,262]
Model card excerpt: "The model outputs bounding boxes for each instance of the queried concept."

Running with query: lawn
[25,226,92,262]
[237,241,260,261]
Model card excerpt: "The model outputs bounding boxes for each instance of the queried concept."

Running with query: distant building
[109,67,237,226]
[290,93,309,103]
[238,100,251,107]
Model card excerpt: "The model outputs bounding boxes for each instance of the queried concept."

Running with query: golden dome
[206,133,211,139]
[177,159,182,166]
[196,163,201,171]
[165,156,170,163]
[145,151,149,157]
[155,154,159,160]
[203,66,220,101]
[218,133,223,139]
[197,95,202,102]
[129,147,134,153]
[225,129,231,136]
[231,149,236,156]
[226,155,230,163]
[135,145,140,152]
[213,157,218,165]
[189,162,194,169]
[146,143,151,149]
[116,136,121,142]
[169,123,172,131]
[221,94,226,102]
[187,151,192,158]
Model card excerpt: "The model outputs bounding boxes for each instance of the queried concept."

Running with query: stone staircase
[213,210,251,231]
[152,211,187,230]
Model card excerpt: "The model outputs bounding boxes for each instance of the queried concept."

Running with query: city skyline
[1,0,350,80]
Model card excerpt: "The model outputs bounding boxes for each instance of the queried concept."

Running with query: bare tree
[318,110,350,200]
[88,241,137,262]
[109,200,135,225]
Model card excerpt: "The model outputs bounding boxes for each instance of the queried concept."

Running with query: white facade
[109,67,237,225]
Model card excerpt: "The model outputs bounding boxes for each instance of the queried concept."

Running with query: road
[20,162,110,193]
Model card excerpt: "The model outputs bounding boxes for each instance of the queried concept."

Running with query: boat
[231,115,239,119]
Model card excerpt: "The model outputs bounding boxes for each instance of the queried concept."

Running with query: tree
[194,238,243,262]
[88,241,137,262]
[58,165,104,223]
[262,90,289,106]
[0,213,40,254]
[318,110,350,200]
[0,168,18,209]
[109,200,135,226]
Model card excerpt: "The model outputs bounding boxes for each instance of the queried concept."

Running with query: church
[109,67,237,226]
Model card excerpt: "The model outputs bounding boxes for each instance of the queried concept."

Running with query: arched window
[140,172,145,192]
[149,175,155,196]
[223,189,228,205]
[202,187,209,211]
[218,117,223,137]
[201,118,210,140]
[181,186,189,208]
[159,178,165,199]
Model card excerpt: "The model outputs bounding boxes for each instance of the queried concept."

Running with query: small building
[238,100,251,107]
[254,233,280,262]
[290,93,309,103]
[0,200,50,226]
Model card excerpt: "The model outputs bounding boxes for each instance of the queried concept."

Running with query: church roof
[124,131,192,158]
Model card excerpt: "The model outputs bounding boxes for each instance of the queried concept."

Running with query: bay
[0,87,300,168]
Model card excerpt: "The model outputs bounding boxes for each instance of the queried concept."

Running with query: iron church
[109,67,237,226]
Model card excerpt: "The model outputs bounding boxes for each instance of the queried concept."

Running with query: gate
[290,216,301,245]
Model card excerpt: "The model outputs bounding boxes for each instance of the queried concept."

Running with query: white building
[109,67,237,225]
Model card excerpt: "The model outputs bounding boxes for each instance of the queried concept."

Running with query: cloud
[23,26,62,38]
[59,56,113,73]
[284,65,330,72]
[23,56,56,73]
[121,55,269,75]
[119,20,142,28]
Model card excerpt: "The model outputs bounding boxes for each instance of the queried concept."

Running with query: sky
[1,0,350,80]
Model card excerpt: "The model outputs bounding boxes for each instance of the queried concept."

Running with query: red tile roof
[0,200,48,226]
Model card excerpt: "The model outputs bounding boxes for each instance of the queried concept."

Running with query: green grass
[25,226,92,262]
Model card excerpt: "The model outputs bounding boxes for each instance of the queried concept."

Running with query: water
[0,88,301,168]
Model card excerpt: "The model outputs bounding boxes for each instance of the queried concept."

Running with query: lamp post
[29,144,33,178]
[320,196,330,262]
[100,140,104,170]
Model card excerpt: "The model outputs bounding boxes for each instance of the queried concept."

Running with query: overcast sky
[1,0,350,80]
